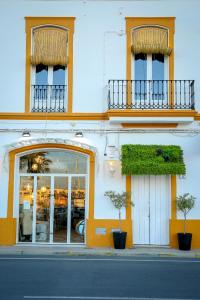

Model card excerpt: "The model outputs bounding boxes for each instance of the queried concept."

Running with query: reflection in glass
[36,64,48,85]
[152,54,164,80]
[152,54,165,100]
[20,152,52,174]
[36,176,50,242]
[71,177,85,243]
[53,65,65,85]
[19,176,34,242]
[134,53,147,100]
[19,150,87,174]
[53,177,68,243]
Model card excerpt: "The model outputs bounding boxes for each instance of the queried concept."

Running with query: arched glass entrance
[17,149,88,244]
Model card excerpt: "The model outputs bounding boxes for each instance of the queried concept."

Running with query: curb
[0,246,200,258]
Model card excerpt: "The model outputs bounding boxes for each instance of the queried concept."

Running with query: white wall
[0,0,199,221]
[0,123,198,219]
[0,0,200,112]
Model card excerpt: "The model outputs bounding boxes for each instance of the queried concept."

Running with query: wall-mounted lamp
[106,159,118,177]
[22,129,31,137]
[104,145,120,177]
[75,131,83,138]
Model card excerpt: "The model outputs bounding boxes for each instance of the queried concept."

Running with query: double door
[134,53,168,105]
[132,175,170,245]
[18,174,86,244]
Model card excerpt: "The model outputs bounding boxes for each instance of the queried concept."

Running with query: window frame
[126,17,175,107]
[132,53,169,81]
[25,17,75,114]
[32,65,67,86]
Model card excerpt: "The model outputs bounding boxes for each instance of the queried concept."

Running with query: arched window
[18,149,88,244]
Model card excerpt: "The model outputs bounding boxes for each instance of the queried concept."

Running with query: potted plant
[104,191,133,249]
[176,193,195,251]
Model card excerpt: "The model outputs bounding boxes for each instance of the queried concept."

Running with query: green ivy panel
[121,144,186,175]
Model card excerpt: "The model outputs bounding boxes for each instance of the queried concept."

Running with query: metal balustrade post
[31,81,195,112]
[107,80,195,110]
[31,85,67,112]
[191,80,195,110]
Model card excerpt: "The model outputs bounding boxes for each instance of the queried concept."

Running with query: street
[0,256,200,300]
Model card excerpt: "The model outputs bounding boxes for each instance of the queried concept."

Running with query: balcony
[31,85,67,113]
[108,80,195,110]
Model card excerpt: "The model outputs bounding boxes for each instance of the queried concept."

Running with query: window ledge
[109,116,194,125]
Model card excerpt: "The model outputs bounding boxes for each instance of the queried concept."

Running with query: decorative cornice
[6,138,97,154]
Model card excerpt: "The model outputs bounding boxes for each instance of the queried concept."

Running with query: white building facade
[0,0,200,248]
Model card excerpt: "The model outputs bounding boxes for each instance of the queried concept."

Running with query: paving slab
[0,245,200,258]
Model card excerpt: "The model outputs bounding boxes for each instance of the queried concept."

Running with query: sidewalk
[0,245,200,258]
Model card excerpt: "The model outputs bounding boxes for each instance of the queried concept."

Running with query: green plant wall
[121,145,186,175]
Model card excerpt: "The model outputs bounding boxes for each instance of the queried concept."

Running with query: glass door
[134,53,167,107]
[70,176,86,243]
[18,174,86,244]
[35,176,51,243]
[18,176,34,242]
[53,176,68,243]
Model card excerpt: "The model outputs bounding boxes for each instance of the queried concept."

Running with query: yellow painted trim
[126,176,132,220]
[0,110,196,121]
[86,219,133,248]
[170,220,200,249]
[126,17,175,105]
[0,112,108,120]
[88,155,95,221]
[25,17,75,113]
[122,123,178,128]
[171,175,177,220]
[6,143,95,245]
[0,110,196,120]
[107,109,196,118]
[0,218,16,246]
[7,152,15,218]
[126,175,133,245]
[86,176,133,248]
[194,114,200,120]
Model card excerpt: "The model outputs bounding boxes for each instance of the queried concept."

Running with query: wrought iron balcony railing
[108,80,195,110]
[31,85,67,112]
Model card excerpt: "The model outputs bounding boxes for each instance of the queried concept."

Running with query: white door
[132,175,170,245]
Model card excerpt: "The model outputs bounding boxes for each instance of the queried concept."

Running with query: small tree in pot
[176,193,195,251]
[104,191,133,249]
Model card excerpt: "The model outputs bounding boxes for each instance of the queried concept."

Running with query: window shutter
[31,27,68,66]
[132,26,172,56]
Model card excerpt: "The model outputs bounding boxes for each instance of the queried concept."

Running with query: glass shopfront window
[18,149,88,244]
[19,150,87,174]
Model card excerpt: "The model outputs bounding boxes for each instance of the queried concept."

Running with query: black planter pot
[177,233,192,251]
[113,231,127,249]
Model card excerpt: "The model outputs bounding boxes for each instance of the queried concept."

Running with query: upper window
[125,17,175,108]
[31,26,68,113]
[134,53,166,101]
[132,26,170,103]
[25,17,75,114]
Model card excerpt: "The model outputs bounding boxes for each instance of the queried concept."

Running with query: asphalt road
[0,256,200,300]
